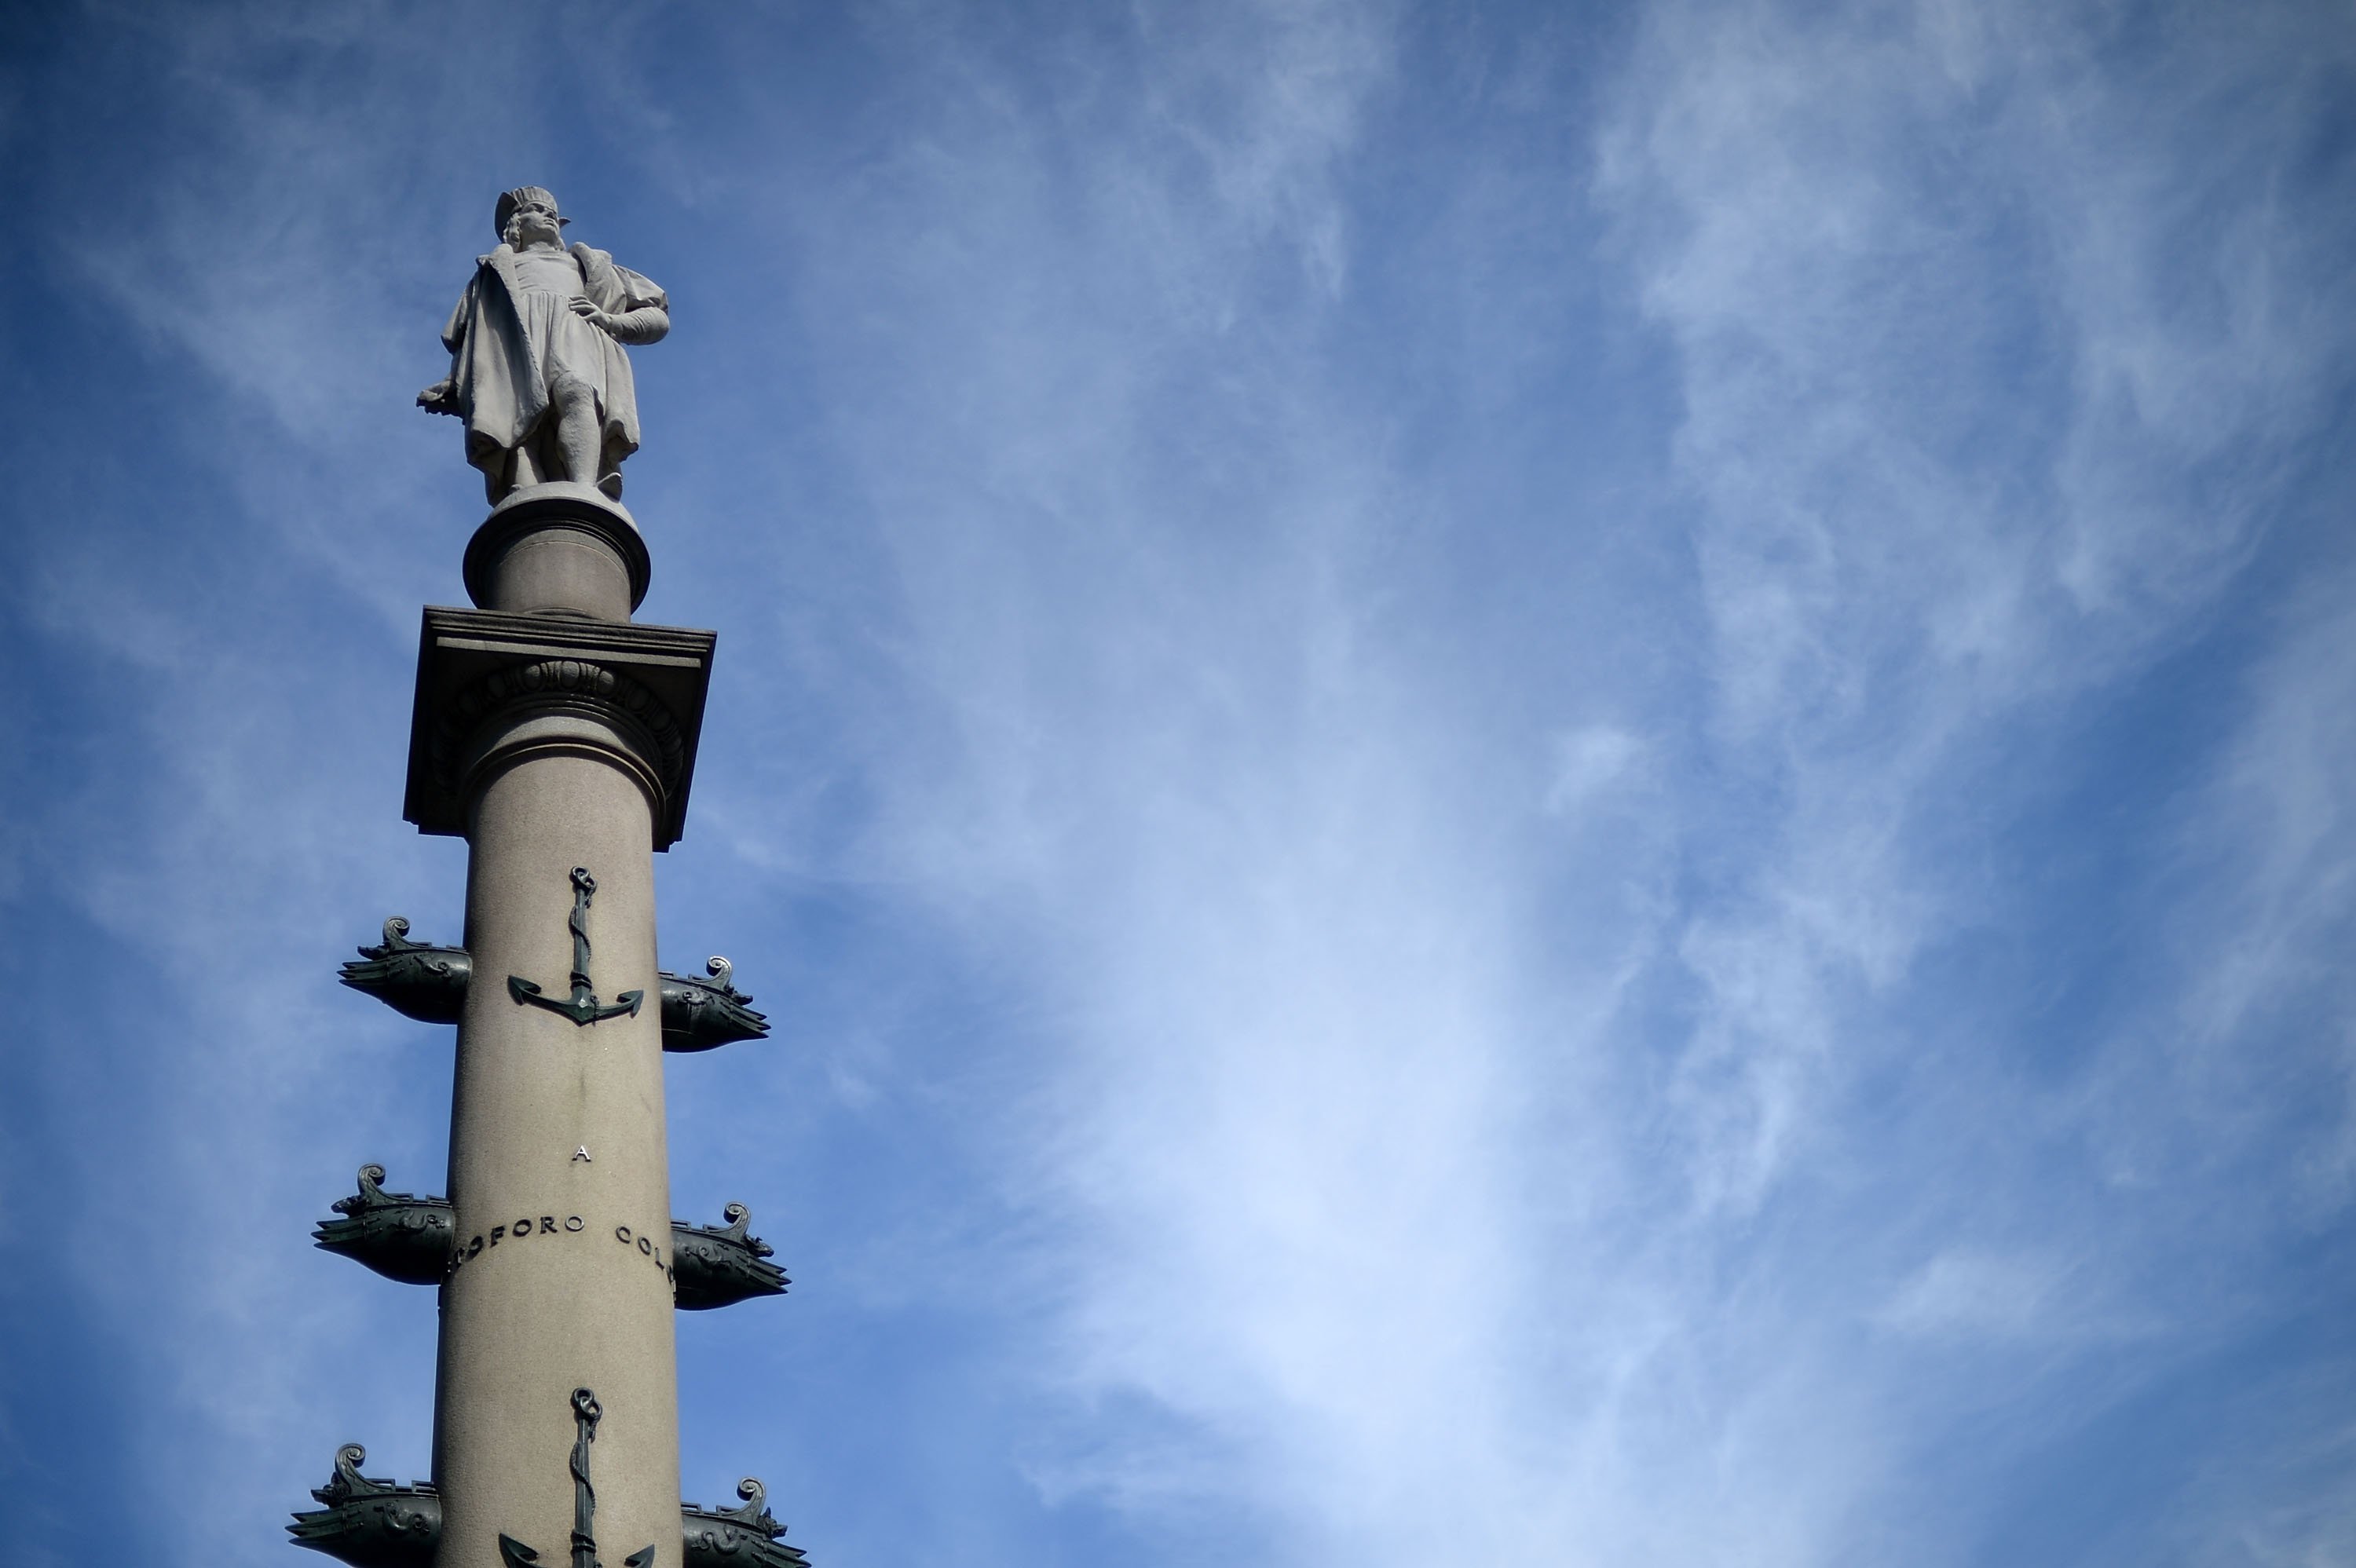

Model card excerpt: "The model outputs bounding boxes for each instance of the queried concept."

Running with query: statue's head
[496,186,569,247]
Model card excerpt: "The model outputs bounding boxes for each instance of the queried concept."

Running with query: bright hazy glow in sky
[3,3,2354,1564]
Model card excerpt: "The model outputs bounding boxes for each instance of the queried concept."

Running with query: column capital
[402,607,717,849]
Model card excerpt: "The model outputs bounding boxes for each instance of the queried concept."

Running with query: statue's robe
[437,241,669,500]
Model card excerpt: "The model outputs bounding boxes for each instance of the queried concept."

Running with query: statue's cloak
[438,242,668,498]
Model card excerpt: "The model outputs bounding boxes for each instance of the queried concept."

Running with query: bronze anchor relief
[499,1387,656,1568]
[509,868,646,1026]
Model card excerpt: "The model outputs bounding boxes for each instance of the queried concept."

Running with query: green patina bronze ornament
[496,1388,657,1568]
[669,1203,789,1310]
[284,1443,810,1568]
[509,867,646,1026]
[312,1165,456,1286]
[313,1167,789,1309]
[338,919,472,1025]
[655,956,769,1052]
[340,919,769,1051]
[287,1444,441,1568]
[681,1478,810,1568]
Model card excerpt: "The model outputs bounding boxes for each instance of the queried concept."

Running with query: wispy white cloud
[707,0,2356,1557]
[1875,1246,2072,1340]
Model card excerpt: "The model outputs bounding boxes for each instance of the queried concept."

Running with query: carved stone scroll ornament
[313,1165,457,1285]
[508,867,645,1026]
[681,1478,810,1568]
[340,918,770,1051]
[313,1168,788,1308]
[338,919,472,1025]
[287,1444,441,1568]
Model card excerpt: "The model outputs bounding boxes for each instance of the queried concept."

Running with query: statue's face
[507,200,563,248]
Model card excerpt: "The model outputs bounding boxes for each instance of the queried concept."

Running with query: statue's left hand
[569,297,619,336]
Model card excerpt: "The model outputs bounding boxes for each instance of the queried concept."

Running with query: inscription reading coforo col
[445,1212,677,1285]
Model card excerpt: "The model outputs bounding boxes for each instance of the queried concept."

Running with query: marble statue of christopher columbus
[419,186,670,503]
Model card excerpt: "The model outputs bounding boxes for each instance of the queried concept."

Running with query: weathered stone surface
[436,806,679,1565]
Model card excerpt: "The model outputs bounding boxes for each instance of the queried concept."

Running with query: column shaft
[433,733,680,1567]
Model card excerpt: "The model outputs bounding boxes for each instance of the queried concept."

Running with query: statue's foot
[598,473,624,500]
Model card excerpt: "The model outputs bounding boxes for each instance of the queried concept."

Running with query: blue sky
[2,1,2352,1563]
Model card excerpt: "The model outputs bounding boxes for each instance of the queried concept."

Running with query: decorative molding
[658,957,770,1052]
[402,609,716,849]
[314,1168,786,1310]
[313,1165,457,1285]
[682,1478,810,1568]
[508,867,645,1026]
[287,1444,442,1568]
[671,1204,790,1311]
[338,919,472,1025]
[426,656,689,810]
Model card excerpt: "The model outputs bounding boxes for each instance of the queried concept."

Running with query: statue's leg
[551,375,601,488]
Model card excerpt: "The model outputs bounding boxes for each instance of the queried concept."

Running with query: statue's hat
[495,186,570,237]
